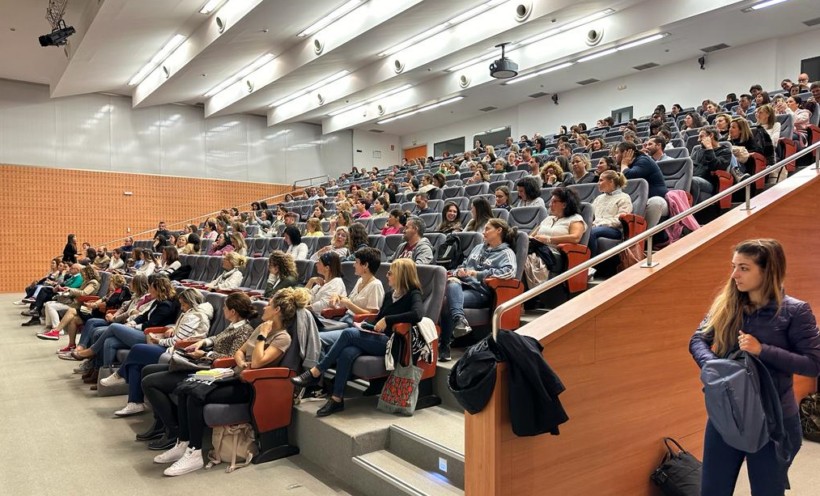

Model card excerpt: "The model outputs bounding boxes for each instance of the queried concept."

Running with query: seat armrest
[213,357,236,368]
[143,326,168,335]
[353,313,378,323]
[216,288,242,294]
[173,338,198,349]
[618,213,647,239]
[321,307,348,319]
[77,295,100,303]
[712,170,733,209]
[485,277,522,290]
[241,367,292,383]
[749,152,767,190]
[558,243,591,294]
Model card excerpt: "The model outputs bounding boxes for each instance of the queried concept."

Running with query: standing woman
[63,234,78,264]
[689,239,820,495]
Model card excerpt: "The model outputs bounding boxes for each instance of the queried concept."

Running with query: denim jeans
[587,226,622,256]
[701,415,802,496]
[119,343,166,402]
[317,328,389,398]
[440,280,490,347]
[89,323,146,367]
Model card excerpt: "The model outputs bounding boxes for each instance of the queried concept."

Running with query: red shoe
[57,344,76,354]
[37,329,61,341]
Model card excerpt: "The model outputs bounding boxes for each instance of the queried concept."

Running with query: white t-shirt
[535,213,587,238]
[287,243,309,260]
[348,277,385,314]
[310,277,347,312]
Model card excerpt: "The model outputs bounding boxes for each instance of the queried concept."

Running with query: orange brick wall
[0,164,293,292]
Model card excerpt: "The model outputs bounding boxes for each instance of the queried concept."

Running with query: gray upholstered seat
[508,206,548,231]
[658,158,694,193]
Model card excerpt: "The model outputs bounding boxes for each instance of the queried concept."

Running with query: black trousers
[177,381,252,449]
[30,286,55,313]
[141,364,185,435]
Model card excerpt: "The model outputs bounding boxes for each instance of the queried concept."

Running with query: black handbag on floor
[650,437,702,496]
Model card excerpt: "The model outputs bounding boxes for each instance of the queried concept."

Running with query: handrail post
[740,183,754,211]
[641,236,658,268]
[815,150,819,170]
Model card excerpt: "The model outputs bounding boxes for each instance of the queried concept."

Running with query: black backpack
[751,125,776,165]
[436,234,463,270]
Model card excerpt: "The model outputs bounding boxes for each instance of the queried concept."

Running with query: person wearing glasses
[311,227,350,261]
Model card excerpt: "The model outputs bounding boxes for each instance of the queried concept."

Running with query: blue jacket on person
[689,295,820,418]
[622,153,668,199]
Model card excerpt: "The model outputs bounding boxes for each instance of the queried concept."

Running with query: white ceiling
[0,0,817,136]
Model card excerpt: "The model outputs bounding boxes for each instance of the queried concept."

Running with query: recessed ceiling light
[298,0,365,37]
[328,84,413,116]
[199,0,226,15]
[376,96,463,124]
[204,53,274,97]
[743,0,789,11]
[128,34,186,86]
[269,70,350,108]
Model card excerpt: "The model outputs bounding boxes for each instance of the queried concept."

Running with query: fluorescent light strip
[751,0,789,10]
[298,0,364,37]
[199,0,225,14]
[577,33,667,63]
[128,34,186,86]
[447,9,613,73]
[204,53,274,97]
[269,70,350,108]
[328,84,413,116]
[377,96,463,125]
[379,0,506,57]
[504,62,574,85]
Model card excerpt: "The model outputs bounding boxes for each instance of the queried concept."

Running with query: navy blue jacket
[690,295,820,418]
[623,153,668,199]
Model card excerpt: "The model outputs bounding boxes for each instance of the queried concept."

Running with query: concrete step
[387,419,464,490]
[353,450,463,496]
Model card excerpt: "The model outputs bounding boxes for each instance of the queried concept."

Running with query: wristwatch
[256,334,266,342]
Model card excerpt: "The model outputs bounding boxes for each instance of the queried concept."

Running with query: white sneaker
[114,402,146,417]
[100,372,125,387]
[154,440,189,464]
[163,447,204,476]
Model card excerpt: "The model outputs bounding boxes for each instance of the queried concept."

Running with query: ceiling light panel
[376,96,463,124]
[298,0,367,37]
[379,0,508,57]
[269,70,350,108]
[128,34,186,86]
[749,0,790,10]
[504,62,574,85]
[204,53,275,97]
[577,33,668,63]
[199,0,227,14]
[328,84,413,116]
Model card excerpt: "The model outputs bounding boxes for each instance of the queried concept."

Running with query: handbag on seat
[649,437,702,496]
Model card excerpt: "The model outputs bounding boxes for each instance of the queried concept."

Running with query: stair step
[353,450,464,496]
[388,422,464,490]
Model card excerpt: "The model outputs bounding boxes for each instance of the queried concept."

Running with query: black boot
[21,317,41,326]
[316,398,344,417]
[136,418,165,441]
[291,369,320,388]
[148,432,178,450]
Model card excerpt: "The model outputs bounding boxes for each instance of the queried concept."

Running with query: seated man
[690,126,732,203]
[414,192,433,215]
[643,136,670,162]
[615,141,669,227]
[391,217,434,265]
[439,219,518,362]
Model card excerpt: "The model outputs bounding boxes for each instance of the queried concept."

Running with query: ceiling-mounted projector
[489,42,517,79]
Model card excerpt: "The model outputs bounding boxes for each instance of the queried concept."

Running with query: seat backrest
[266,237,284,256]
[665,147,690,159]
[419,212,441,232]
[245,225,259,237]
[314,235,333,253]
[340,261,358,294]
[464,183,490,197]
[776,113,793,139]
[382,234,406,260]
[505,170,526,182]
[508,206,548,231]
[427,188,443,201]
[401,201,416,213]
[578,202,594,246]
[489,172,505,182]
[566,183,599,204]
[451,232,484,261]
[202,291,228,337]
[241,257,268,289]
[367,235,386,255]
[624,178,649,217]
[423,233,446,254]
[685,134,700,152]
[510,231,530,280]
[488,180,513,193]
[203,256,223,282]
[295,260,316,286]
[187,255,205,281]
[97,271,111,296]
[447,196,470,212]
[415,264,447,323]
[590,149,609,160]
[427,199,444,212]
[658,158,693,193]
[301,237,319,258]
[492,209,510,223]
[371,217,388,234]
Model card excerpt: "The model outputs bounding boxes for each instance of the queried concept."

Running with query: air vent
[803,16,820,27]
[576,78,599,86]
[528,92,549,98]
[633,62,659,71]
[700,43,730,53]
[479,106,498,112]
[369,129,384,133]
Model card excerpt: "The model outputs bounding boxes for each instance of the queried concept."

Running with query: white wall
[0,78,353,184]
[352,129,401,169]
[401,29,820,153]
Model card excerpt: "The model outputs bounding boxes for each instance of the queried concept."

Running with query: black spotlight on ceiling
[39,20,76,47]
[489,42,518,79]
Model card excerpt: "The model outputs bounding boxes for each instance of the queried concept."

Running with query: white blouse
[310,277,347,313]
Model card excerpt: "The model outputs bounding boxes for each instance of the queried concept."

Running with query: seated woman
[108,248,125,272]
[207,233,234,256]
[127,248,145,274]
[588,171,633,256]
[714,113,733,141]
[594,156,618,178]
[230,232,247,256]
[73,275,179,383]
[93,247,110,270]
[292,258,423,416]
[265,251,299,298]
[465,197,493,232]
[563,154,597,185]
[331,210,352,232]
[540,161,565,188]
[345,223,370,261]
[465,169,490,185]
[54,273,131,355]
[381,209,407,235]
[304,218,324,237]
[371,197,389,218]
[38,265,101,339]
[17,257,63,306]
[493,186,513,211]
[312,227,350,261]
[156,246,182,278]
[138,292,258,449]
[311,205,326,220]
[523,188,586,286]
[202,221,218,241]
[306,252,346,313]
[439,220,518,361]
[438,201,463,234]
[205,252,247,291]
[514,176,545,208]
[786,95,812,146]
[729,117,765,172]
[283,226,309,261]
[102,288,212,417]
[589,138,606,153]
[154,288,306,476]
[755,104,781,162]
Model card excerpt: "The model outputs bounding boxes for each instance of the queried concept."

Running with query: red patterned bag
[377,362,422,416]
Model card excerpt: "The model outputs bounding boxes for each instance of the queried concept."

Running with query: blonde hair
[271,287,311,328]
[229,232,246,252]
[306,218,322,234]
[540,161,564,181]
[701,239,786,356]
[80,265,100,283]
[390,258,421,295]
[224,251,247,269]
[110,274,126,289]
[149,275,176,301]
[130,273,149,296]
[600,170,627,188]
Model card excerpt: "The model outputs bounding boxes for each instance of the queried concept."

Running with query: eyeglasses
[386,270,393,276]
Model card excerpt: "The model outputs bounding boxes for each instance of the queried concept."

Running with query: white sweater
[591,190,633,229]
[310,277,347,313]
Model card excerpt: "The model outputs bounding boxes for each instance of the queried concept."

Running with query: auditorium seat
[658,158,694,194]
[464,183,490,197]
[508,206,548,231]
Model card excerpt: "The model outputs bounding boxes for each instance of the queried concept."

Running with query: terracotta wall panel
[0,164,292,292]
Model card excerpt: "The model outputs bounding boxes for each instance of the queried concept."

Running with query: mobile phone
[360,322,375,331]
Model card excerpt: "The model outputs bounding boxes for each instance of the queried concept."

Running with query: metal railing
[293,174,329,190]
[492,140,820,339]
